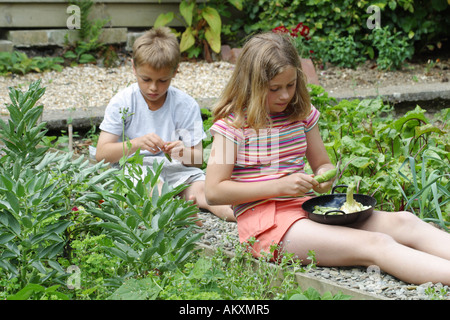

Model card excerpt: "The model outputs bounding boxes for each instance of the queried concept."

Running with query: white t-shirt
[100,83,206,157]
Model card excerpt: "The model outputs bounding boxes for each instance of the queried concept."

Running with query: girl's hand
[278,173,319,196]
[312,167,336,194]
[313,179,334,194]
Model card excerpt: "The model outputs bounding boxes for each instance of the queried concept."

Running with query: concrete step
[7,28,128,48]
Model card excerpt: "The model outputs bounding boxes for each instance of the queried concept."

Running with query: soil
[316,58,449,93]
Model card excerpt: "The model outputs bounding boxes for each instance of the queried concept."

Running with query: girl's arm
[305,124,336,193]
[205,133,319,206]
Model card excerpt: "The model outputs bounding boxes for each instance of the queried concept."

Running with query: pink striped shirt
[210,105,320,217]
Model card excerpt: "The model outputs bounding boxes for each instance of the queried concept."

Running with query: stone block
[8,30,49,47]
[7,28,127,48]
[126,31,145,51]
[220,45,232,62]
[300,58,320,85]
[47,30,80,46]
[0,40,13,52]
[98,28,127,45]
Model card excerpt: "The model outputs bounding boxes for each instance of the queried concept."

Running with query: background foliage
[233,0,449,69]
[308,84,449,227]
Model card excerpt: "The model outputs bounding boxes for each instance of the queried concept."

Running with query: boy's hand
[133,133,165,154]
[163,140,185,159]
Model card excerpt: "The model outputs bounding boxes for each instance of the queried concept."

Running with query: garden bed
[0,60,449,300]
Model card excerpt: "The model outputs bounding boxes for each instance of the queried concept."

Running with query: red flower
[71,206,79,212]
[272,26,289,34]
[300,26,310,37]
[272,22,311,41]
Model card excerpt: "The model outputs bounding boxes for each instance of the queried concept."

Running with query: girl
[205,32,450,286]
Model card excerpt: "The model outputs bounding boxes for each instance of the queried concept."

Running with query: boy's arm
[95,131,132,164]
[96,131,166,164]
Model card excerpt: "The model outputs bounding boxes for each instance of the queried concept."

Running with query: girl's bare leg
[281,217,450,285]
[181,181,236,222]
[352,210,450,261]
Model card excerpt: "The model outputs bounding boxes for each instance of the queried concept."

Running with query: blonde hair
[132,27,180,71]
[213,32,311,130]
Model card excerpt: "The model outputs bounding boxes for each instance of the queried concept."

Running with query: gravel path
[1,60,449,300]
[1,57,448,115]
[197,211,450,300]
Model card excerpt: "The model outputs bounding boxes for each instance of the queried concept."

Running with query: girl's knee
[363,232,399,265]
[367,231,396,247]
[390,210,423,231]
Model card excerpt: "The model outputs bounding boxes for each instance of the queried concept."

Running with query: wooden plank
[0,1,183,28]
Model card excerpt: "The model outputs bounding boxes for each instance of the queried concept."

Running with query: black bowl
[302,193,376,225]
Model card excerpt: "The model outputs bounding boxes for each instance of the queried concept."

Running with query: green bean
[314,168,337,183]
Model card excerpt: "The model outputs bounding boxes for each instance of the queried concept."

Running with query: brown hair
[213,32,311,130]
[132,27,180,71]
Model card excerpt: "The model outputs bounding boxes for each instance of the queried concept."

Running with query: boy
[96,27,235,222]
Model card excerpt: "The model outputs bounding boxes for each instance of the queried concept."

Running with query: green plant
[0,80,49,164]
[155,239,349,300]
[6,283,70,300]
[201,108,214,170]
[314,33,366,69]
[0,81,113,292]
[286,287,352,300]
[89,156,203,279]
[0,51,63,76]
[397,150,449,228]
[155,0,243,60]
[309,85,449,216]
[367,26,414,70]
[240,0,449,68]
[242,0,302,34]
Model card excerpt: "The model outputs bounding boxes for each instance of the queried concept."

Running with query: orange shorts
[236,197,311,259]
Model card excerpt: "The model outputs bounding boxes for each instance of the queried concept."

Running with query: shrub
[0,51,63,76]
[239,0,450,67]
[367,26,414,70]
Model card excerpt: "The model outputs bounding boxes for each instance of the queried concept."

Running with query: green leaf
[79,53,96,64]
[87,168,117,186]
[228,0,243,10]
[6,284,44,300]
[431,0,447,11]
[5,191,20,215]
[154,12,174,28]
[201,7,221,34]
[140,247,157,263]
[415,124,445,137]
[179,0,195,26]
[204,27,221,53]
[180,27,196,52]
[191,257,212,279]
[158,203,174,229]
[64,51,77,59]
[0,233,16,245]
[108,278,161,300]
